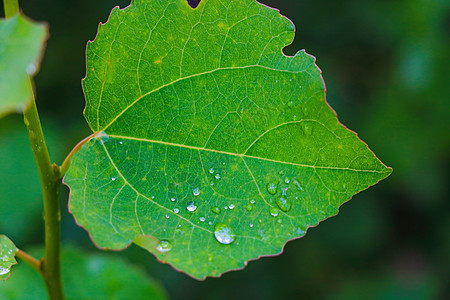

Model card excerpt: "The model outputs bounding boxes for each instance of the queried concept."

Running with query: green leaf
[0,14,47,118]
[0,246,168,299]
[0,235,18,281]
[65,0,392,279]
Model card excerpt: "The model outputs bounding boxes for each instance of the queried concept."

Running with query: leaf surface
[0,14,47,118]
[0,235,17,281]
[65,0,392,279]
[0,246,168,299]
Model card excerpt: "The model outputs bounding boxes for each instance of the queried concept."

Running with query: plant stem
[16,249,42,274]
[23,92,64,300]
[3,0,19,17]
[4,0,63,298]
[59,132,95,177]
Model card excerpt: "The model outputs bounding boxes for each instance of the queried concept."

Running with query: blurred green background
[1,0,449,299]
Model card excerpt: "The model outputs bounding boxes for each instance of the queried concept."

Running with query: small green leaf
[65,0,392,279]
[0,247,168,299]
[0,14,48,118]
[0,235,18,281]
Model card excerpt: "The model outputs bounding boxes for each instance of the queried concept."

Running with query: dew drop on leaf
[293,179,304,192]
[214,174,221,180]
[228,204,235,209]
[111,176,116,181]
[186,202,197,212]
[214,223,236,245]
[175,226,185,235]
[270,207,279,217]
[199,217,205,222]
[192,187,201,196]
[209,168,214,174]
[250,199,256,204]
[295,226,306,236]
[0,266,10,276]
[173,208,179,214]
[170,197,176,202]
[245,204,253,211]
[211,206,221,214]
[284,177,290,184]
[156,240,173,253]
[266,181,278,195]
[275,197,292,212]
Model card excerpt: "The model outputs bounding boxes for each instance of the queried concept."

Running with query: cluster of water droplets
[0,245,16,277]
[265,170,307,218]
[153,166,311,257]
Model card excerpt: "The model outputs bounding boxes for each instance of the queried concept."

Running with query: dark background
[1,0,449,299]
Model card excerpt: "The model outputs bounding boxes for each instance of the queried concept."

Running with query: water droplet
[295,226,306,236]
[277,219,283,224]
[275,196,292,212]
[209,168,214,174]
[211,206,221,214]
[193,187,201,196]
[250,223,254,228]
[266,181,278,195]
[279,170,285,176]
[173,208,179,214]
[175,226,185,235]
[214,223,236,245]
[119,141,123,145]
[200,217,205,222]
[214,173,221,180]
[170,197,176,202]
[293,180,304,192]
[186,202,197,212]
[111,176,116,181]
[165,214,170,219]
[287,100,294,108]
[228,204,235,209]
[208,254,213,262]
[257,229,266,240]
[210,181,214,186]
[26,63,36,75]
[250,199,256,204]
[245,204,253,211]
[0,266,10,276]
[270,207,279,217]
[156,240,173,253]
[284,177,290,184]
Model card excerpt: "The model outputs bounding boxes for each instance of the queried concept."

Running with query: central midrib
[106,134,388,174]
